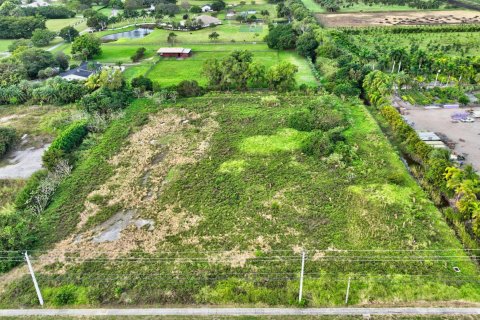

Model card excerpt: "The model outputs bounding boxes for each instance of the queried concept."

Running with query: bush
[80,88,133,115]
[42,120,88,170]
[288,110,314,131]
[260,95,280,107]
[130,47,147,62]
[301,130,334,158]
[176,80,204,97]
[0,127,17,157]
[14,170,48,210]
[131,75,153,92]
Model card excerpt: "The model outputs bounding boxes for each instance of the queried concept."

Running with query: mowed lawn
[143,48,316,87]
[46,17,87,32]
[0,39,13,52]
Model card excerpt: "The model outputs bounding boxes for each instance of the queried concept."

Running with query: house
[157,48,192,58]
[59,61,102,81]
[195,15,222,27]
[201,5,212,12]
[21,0,49,7]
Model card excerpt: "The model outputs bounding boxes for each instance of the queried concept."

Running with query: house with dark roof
[59,61,102,81]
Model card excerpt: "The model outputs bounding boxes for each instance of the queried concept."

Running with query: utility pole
[345,276,351,305]
[434,69,441,87]
[25,252,44,306]
[298,251,305,303]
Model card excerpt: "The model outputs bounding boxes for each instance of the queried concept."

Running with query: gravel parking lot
[404,107,480,171]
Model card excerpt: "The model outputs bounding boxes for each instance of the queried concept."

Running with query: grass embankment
[1,94,479,307]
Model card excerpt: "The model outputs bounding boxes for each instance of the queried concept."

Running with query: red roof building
[157,48,192,58]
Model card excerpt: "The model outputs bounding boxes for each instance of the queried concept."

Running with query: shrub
[131,75,153,92]
[301,130,334,158]
[288,110,314,131]
[80,88,133,115]
[0,127,16,157]
[42,120,88,170]
[176,80,204,97]
[130,47,146,62]
[14,170,48,210]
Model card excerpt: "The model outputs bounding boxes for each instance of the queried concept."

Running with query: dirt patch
[29,108,219,266]
[316,10,480,27]
[0,143,50,179]
[403,106,480,171]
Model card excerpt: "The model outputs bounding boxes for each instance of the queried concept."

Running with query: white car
[460,118,475,123]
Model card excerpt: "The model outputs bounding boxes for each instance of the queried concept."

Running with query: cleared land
[302,0,451,13]
[316,10,480,27]
[1,95,479,307]
[46,17,86,32]
[404,107,480,171]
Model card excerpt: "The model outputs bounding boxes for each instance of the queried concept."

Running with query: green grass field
[0,39,13,52]
[46,17,86,32]
[2,94,479,307]
[133,48,315,86]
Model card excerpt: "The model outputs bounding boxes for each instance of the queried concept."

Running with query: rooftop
[157,48,192,54]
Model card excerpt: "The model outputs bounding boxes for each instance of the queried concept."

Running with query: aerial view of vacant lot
[1,0,480,316]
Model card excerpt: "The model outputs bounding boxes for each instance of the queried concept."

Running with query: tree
[190,5,201,12]
[266,61,298,92]
[296,31,318,59]
[86,68,125,91]
[176,80,203,97]
[203,50,254,91]
[86,12,108,30]
[55,52,69,71]
[0,16,45,39]
[130,47,146,62]
[71,34,102,59]
[59,26,80,43]
[208,31,219,41]
[15,48,55,79]
[167,32,177,45]
[180,0,190,11]
[210,0,226,11]
[265,24,296,50]
[0,61,27,86]
[131,75,153,91]
[31,28,56,47]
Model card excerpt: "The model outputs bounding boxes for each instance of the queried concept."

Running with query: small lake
[101,28,153,41]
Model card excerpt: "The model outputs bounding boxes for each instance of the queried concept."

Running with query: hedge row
[340,24,480,35]
[42,120,89,170]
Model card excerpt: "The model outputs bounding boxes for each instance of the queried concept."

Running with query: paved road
[1,308,480,317]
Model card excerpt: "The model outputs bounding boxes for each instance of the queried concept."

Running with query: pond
[101,28,153,41]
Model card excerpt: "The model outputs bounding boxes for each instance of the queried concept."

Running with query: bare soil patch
[403,106,480,171]
[316,10,480,27]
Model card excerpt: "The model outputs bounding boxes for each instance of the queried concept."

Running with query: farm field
[302,0,455,12]
[1,94,480,307]
[316,10,480,27]
[350,31,480,57]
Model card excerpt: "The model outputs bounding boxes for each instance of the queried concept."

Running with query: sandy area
[403,107,480,171]
[0,144,49,179]
[317,10,480,27]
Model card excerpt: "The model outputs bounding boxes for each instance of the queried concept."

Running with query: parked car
[460,117,475,123]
